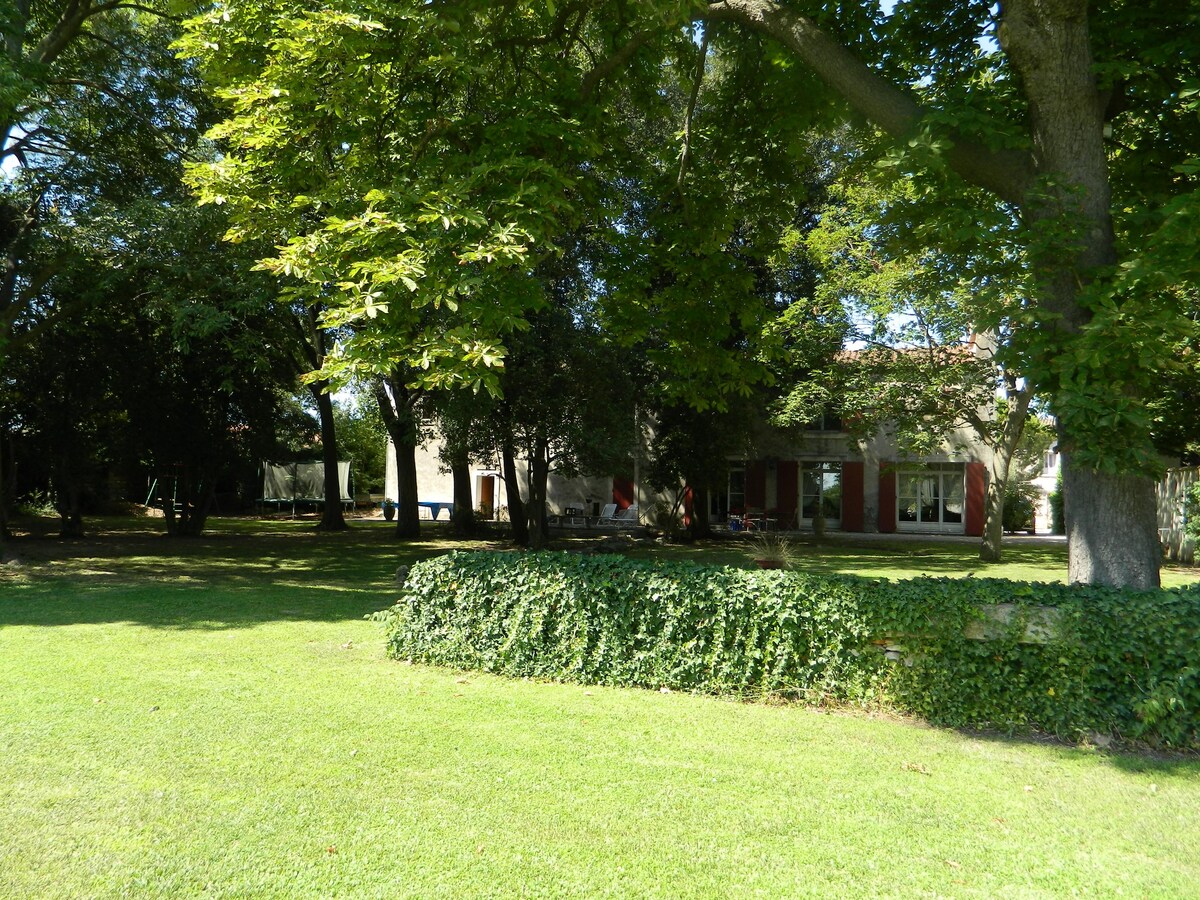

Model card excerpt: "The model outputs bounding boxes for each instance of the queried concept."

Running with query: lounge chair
[595,503,619,525]
[611,504,639,528]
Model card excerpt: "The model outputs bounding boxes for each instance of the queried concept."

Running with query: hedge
[375,551,1200,749]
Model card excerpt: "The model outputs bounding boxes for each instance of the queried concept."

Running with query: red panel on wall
[842,461,865,532]
[965,462,987,537]
[878,464,897,533]
[612,477,634,510]
[776,461,798,525]
[746,461,767,509]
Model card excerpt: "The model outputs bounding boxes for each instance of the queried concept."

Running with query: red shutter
[878,464,897,533]
[612,477,634,510]
[776,461,798,527]
[965,462,987,537]
[842,461,865,532]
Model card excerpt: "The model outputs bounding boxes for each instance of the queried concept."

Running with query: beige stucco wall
[386,435,625,521]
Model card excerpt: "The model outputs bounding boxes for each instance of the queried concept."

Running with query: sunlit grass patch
[1,516,1198,896]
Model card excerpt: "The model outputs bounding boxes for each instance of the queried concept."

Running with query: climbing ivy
[376,551,1200,748]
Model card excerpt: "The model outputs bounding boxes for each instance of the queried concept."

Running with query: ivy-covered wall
[377,552,1200,749]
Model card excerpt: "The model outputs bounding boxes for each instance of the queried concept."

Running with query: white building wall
[1157,467,1197,563]
[386,435,624,521]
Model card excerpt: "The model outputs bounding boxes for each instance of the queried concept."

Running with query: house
[387,409,993,536]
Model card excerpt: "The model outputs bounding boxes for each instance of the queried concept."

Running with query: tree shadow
[937,724,1200,776]
[0,516,502,630]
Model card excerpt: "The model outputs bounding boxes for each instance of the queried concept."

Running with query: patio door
[896,464,965,533]
[800,461,842,529]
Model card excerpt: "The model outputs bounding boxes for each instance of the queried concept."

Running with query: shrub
[1186,481,1200,543]
[376,552,1200,749]
[1002,482,1037,533]
[1049,471,1066,535]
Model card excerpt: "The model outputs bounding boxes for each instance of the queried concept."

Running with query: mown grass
[1,515,1198,897]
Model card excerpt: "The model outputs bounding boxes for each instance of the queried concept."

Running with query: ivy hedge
[376,551,1200,749]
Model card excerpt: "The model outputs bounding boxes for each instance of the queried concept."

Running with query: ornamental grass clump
[748,532,796,569]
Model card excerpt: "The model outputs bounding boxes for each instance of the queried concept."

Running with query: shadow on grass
[0,516,510,630]
[623,534,1071,580]
[939,724,1200,774]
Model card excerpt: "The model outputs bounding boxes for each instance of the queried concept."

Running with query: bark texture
[999,0,1159,588]
[979,386,1032,563]
[375,375,421,541]
[449,453,477,537]
[525,439,552,550]
[502,442,529,546]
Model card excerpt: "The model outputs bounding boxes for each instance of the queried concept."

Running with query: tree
[373,371,424,540]
[2,1,196,360]
[780,162,1037,561]
[697,0,1199,586]
[482,246,639,549]
[183,0,1200,586]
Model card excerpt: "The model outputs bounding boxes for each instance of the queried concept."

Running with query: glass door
[801,461,842,529]
[896,464,965,533]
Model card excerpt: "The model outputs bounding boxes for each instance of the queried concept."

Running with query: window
[801,461,842,524]
[805,411,843,432]
[897,463,965,532]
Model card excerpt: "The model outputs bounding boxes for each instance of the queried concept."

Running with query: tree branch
[580,27,657,102]
[677,30,710,193]
[702,0,1036,204]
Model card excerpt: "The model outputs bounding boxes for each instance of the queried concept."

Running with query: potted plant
[750,532,794,570]
[382,498,396,521]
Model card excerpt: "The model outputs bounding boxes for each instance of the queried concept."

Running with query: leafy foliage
[1186,483,1200,545]
[379,551,1200,748]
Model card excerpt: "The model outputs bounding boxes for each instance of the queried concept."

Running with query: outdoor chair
[611,504,639,527]
[595,503,619,524]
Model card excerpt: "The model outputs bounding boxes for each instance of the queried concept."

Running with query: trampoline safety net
[262,461,351,502]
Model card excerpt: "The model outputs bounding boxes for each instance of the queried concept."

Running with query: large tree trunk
[980,464,1008,565]
[392,438,420,540]
[310,382,348,532]
[449,452,477,537]
[526,440,550,550]
[374,375,421,540]
[688,484,712,540]
[999,0,1160,588]
[0,425,12,545]
[160,467,213,537]
[501,441,529,546]
[1062,459,1161,588]
[55,473,84,538]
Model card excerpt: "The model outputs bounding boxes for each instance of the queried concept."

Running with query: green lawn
[2,516,1198,897]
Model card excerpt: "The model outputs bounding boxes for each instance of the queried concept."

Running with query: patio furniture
[417,501,453,521]
[610,504,639,527]
[595,503,619,525]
